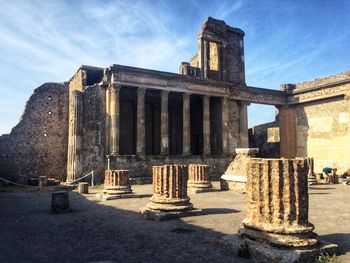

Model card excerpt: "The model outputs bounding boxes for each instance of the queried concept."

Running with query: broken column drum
[239,158,319,248]
[187,164,212,193]
[103,169,132,195]
[147,165,193,212]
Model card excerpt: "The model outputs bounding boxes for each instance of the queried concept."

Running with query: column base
[96,192,148,201]
[146,196,193,211]
[140,207,201,221]
[238,226,319,248]
[188,181,213,193]
[104,185,132,195]
[221,234,338,263]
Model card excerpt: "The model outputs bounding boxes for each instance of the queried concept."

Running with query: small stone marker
[39,176,47,187]
[51,191,72,213]
[78,182,89,194]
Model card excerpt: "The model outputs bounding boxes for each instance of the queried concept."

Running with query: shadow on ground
[0,188,248,263]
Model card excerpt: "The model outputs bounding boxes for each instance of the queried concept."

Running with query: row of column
[107,83,231,156]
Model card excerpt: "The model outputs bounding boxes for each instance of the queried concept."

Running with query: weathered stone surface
[0,83,69,183]
[239,158,319,248]
[141,165,193,220]
[187,164,212,193]
[222,234,338,263]
[220,148,258,192]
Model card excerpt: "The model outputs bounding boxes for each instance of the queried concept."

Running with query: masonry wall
[0,83,69,183]
[248,121,280,158]
[296,96,350,173]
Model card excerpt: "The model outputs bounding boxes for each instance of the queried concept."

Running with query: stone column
[183,93,191,155]
[188,164,212,193]
[137,87,146,155]
[279,106,297,158]
[203,95,211,155]
[66,90,83,182]
[239,102,249,148]
[141,165,193,220]
[161,90,169,155]
[97,170,132,200]
[222,97,229,155]
[239,157,319,247]
[203,39,209,79]
[105,86,110,154]
[110,84,120,155]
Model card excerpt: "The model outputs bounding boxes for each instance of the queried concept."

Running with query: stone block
[51,191,72,214]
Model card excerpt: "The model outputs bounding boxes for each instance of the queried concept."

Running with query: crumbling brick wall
[0,82,69,183]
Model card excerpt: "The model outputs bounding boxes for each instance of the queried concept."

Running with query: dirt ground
[0,183,349,263]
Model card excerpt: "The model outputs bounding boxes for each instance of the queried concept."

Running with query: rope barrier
[68,171,94,186]
[0,177,39,188]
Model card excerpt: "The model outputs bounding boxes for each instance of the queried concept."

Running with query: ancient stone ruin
[232,157,338,262]
[0,16,349,190]
[96,169,133,200]
[187,164,212,193]
[141,165,193,220]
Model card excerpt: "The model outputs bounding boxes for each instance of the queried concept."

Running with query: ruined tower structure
[65,17,259,182]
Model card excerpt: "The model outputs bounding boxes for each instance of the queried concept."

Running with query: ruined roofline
[199,16,245,37]
[109,63,245,87]
[68,65,105,82]
[282,69,350,94]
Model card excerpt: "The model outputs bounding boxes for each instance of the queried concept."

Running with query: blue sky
[0,0,350,135]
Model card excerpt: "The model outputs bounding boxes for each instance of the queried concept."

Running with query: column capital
[110,83,121,92]
[182,92,191,99]
[137,87,146,95]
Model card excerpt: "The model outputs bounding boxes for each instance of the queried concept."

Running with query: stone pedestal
[232,157,338,262]
[141,165,195,220]
[78,182,89,194]
[96,170,133,200]
[51,191,72,214]
[220,148,258,193]
[187,164,212,193]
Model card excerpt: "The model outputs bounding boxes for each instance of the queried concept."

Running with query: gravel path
[0,183,349,263]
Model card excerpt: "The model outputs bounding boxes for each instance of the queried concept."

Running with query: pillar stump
[187,164,212,193]
[225,158,338,262]
[51,191,72,213]
[141,165,195,220]
[96,170,133,200]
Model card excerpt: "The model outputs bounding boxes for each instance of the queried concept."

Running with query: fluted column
[147,165,192,212]
[183,93,191,155]
[188,164,212,193]
[103,169,132,195]
[161,90,169,155]
[110,84,120,155]
[137,87,146,155]
[239,157,319,248]
[203,95,211,155]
